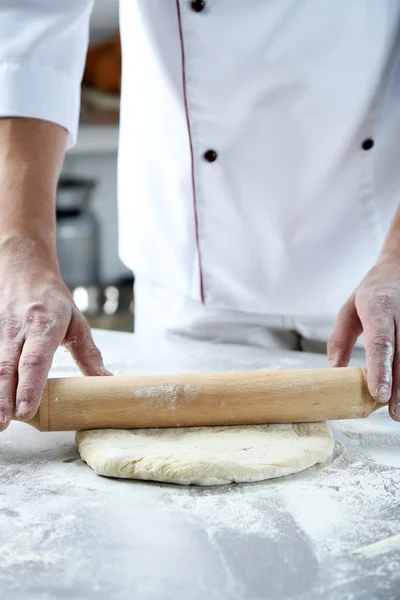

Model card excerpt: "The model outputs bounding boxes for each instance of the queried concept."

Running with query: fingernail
[16,401,30,420]
[328,359,336,368]
[392,403,400,420]
[376,384,391,403]
[0,411,7,423]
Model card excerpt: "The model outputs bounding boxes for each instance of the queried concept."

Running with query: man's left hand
[328,258,400,421]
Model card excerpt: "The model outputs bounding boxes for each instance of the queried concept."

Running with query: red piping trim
[175,0,205,303]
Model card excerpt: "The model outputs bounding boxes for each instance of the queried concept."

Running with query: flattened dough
[76,422,334,486]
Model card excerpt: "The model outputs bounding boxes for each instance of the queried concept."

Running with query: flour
[134,383,199,411]
[279,441,400,558]
[2,334,400,598]
[2,416,400,598]
[1,510,77,569]
[352,534,400,558]
[149,408,400,569]
[160,486,281,538]
[155,442,399,552]
[135,385,181,410]
[0,428,101,572]
[367,344,394,401]
[335,409,400,446]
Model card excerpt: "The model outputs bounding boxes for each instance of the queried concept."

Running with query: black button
[203,149,217,162]
[190,0,206,12]
[362,138,374,151]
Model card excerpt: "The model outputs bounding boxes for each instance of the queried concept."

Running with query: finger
[15,335,60,421]
[360,306,395,404]
[63,311,111,377]
[0,345,22,431]
[327,295,363,367]
[389,323,400,421]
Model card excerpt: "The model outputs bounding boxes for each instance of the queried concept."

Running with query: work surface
[1,331,400,600]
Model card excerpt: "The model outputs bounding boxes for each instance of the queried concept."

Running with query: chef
[0,0,399,431]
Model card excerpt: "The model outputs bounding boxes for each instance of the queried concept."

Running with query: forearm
[0,3,109,431]
[0,117,67,264]
[378,204,400,261]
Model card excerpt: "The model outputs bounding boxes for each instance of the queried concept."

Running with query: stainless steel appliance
[56,176,134,330]
[56,176,100,289]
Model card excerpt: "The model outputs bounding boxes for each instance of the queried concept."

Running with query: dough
[76,422,334,486]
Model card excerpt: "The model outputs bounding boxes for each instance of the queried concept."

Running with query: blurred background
[58,0,132,332]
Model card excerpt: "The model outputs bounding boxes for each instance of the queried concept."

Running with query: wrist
[377,247,400,265]
[0,169,57,254]
[0,231,59,272]
[377,205,400,264]
[0,118,66,261]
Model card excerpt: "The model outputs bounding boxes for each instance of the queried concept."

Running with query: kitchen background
[59,0,132,331]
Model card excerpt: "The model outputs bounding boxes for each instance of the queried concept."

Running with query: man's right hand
[0,117,110,432]
[0,234,110,432]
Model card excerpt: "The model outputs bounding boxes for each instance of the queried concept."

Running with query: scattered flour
[134,383,199,411]
[352,534,400,558]
[2,337,399,597]
[154,439,400,556]
[135,385,181,410]
[1,440,399,598]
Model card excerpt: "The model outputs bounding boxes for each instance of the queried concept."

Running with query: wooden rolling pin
[23,367,382,432]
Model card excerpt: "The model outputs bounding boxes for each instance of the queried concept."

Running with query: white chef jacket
[2,1,400,316]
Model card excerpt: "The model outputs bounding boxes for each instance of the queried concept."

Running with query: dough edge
[76,422,334,486]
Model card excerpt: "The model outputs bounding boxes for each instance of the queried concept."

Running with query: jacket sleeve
[0,0,93,147]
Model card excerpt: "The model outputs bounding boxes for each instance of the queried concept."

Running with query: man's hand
[0,117,110,432]
[328,258,400,421]
[0,234,110,432]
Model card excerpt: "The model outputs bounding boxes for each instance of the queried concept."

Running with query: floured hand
[0,235,110,432]
[328,258,400,422]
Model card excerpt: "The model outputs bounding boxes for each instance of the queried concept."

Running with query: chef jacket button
[203,149,218,162]
[362,138,374,150]
[190,0,206,12]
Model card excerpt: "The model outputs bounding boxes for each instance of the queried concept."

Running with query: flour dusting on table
[1,333,400,598]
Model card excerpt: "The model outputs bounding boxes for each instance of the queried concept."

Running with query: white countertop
[1,330,400,599]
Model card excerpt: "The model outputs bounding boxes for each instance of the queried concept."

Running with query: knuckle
[26,301,47,314]
[63,335,78,349]
[0,316,23,341]
[26,302,70,335]
[85,344,103,363]
[29,313,55,332]
[0,402,11,415]
[370,336,394,355]
[0,360,16,378]
[31,320,62,342]
[19,352,47,371]
[17,383,38,401]
[366,293,395,313]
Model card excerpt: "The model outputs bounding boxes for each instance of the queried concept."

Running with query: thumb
[328,294,363,367]
[63,310,112,376]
